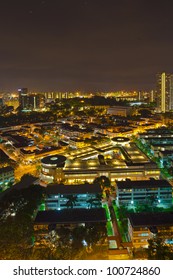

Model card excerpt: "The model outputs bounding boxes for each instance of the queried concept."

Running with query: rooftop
[0,166,14,175]
[140,128,172,135]
[5,134,32,148]
[128,212,173,227]
[41,154,67,166]
[159,150,173,155]
[34,208,106,224]
[111,137,130,142]
[46,183,102,195]
[116,179,172,189]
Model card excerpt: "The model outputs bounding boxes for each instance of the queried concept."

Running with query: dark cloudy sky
[0,0,173,92]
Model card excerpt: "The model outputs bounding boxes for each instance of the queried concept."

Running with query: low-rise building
[69,138,86,149]
[128,212,173,248]
[107,106,133,117]
[40,154,67,185]
[116,179,172,207]
[34,208,107,247]
[158,150,173,166]
[45,183,102,210]
[59,124,93,139]
[0,166,15,191]
[40,143,160,185]
[138,128,173,139]
[34,208,106,230]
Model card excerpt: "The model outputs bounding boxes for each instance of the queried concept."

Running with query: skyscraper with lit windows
[156,72,173,112]
[18,88,29,111]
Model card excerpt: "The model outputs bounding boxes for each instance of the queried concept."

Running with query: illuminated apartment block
[156,72,173,112]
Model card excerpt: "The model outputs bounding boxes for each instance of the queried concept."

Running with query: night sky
[1,0,173,92]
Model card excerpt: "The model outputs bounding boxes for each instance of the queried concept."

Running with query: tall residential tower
[156,73,173,112]
[18,88,29,111]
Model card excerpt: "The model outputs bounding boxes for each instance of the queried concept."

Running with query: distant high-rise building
[156,73,173,112]
[44,91,69,101]
[28,94,45,110]
[18,89,45,111]
[150,90,154,103]
[18,88,29,110]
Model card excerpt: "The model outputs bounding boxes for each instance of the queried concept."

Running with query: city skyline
[1,0,173,92]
